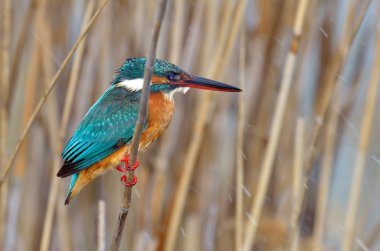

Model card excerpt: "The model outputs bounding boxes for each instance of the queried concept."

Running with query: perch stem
[108,1,168,250]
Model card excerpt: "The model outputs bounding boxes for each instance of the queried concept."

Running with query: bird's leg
[115,155,139,187]
[116,155,140,172]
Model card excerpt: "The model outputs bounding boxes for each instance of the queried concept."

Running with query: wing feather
[57,87,144,177]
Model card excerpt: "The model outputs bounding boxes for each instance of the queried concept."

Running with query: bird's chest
[139,92,174,152]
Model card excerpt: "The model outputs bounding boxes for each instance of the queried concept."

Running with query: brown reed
[109,1,168,250]
[243,0,309,249]
[341,11,380,251]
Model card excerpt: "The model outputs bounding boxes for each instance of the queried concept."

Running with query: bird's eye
[167,71,181,81]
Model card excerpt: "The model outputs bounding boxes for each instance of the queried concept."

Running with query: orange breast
[139,92,175,152]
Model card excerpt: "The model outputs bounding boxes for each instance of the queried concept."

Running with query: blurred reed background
[0,0,380,250]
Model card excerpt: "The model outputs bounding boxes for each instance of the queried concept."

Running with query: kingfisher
[57,57,241,204]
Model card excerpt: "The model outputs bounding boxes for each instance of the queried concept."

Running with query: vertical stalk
[288,118,305,251]
[169,0,184,64]
[313,106,338,251]
[39,2,97,251]
[163,1,247,251]
[109,1,168,250]
[235,24,246,251]
[242,0,309,250]
[305,0,371,177]
[341,13,380,251]
[0,0,11,249]
[97,200,106,251]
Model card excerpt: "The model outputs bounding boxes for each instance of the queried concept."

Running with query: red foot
[116,155,139,187]
[116,156,139,172]
[121,175,138,187]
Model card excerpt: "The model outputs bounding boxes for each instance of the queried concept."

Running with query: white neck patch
[165,87,190,100]
[116,78,144,91]
[116,78,190,99]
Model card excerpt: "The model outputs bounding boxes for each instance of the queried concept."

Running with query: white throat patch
[116,78,144,91]
[116,79,190,99]
[165,87,190,100]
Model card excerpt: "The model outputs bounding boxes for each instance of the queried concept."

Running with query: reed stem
[109,1,168,250]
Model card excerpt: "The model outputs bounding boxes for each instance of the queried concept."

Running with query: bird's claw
[116,156,139,173]
[121,175,137,187]
[116,155,139,187]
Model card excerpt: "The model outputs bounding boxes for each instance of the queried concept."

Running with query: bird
[57,57,241,205]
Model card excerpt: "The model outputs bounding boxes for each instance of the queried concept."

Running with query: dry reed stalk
[149,107,186,233]
[341,16,380,251]
[39,149,62,251]
[253,1,294,207]
[6,2,47,248]
[312,104,338,251]
[292,2,371,244]
[207,0,236,77]
[132,231,156,251]
[257,0,270,35]
[109,1,168,250]
[0,182,7,251]
[37,1,72,247]
[0,0,11,247]
[169,0,184,64]
[9,0,37,99]
[148,74,189,233]
[182,215,201,251]
[127,165,151,249]
[214,0,234,60]
[242,0,309,250]
[0,0,109,187]
[199,102,234,250]
[39,3,60,142]
[39,2,96,251]
[200,0,216,72]
[365,219,380,249]
[98,200,106,251]
[147,1,205,226]
[133,0,145,52]
[150,166,167,228]
[245,1,287,197]
[13,40,39,177]
[181,0,204,71]
[59,3,95,139]
[4,5,41,249]
[235,25,246,251]
[149,117,180,232]
[163,1,247,250]
[305,0,371,177]
[164,43,211,251]
[0,0,10,118]
[5,16,43,248]
[288,118,305,251]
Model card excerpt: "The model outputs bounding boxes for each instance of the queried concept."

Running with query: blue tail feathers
[65,173,79,205]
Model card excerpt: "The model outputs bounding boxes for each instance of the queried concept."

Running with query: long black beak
[178,75,241,92]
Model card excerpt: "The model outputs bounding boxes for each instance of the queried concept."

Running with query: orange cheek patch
[151,75,167,84]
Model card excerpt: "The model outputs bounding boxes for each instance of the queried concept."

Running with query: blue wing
[57,86,144,177]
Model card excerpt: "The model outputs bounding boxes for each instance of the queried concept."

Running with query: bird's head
[111,57,241,99]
